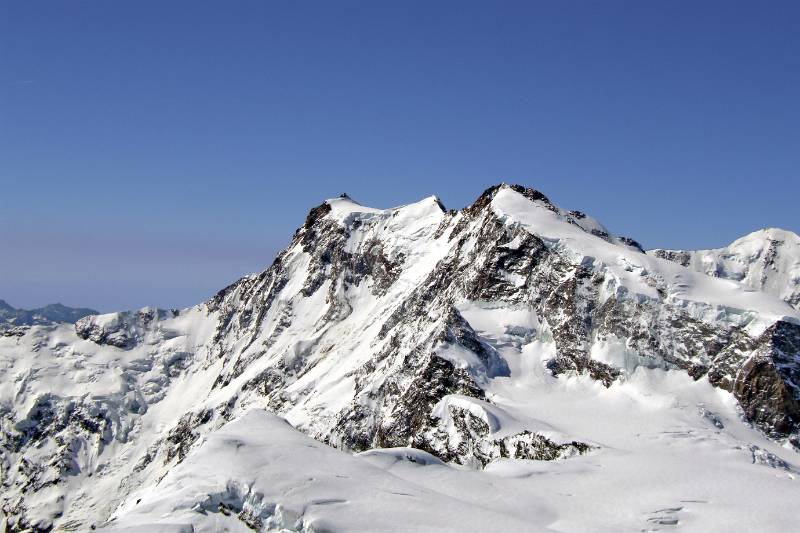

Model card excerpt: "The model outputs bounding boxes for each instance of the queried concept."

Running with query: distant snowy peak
[0,299,98,329]
[650,227,800,310]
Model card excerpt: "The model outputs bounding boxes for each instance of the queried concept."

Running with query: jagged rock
[731,321,800,436]
[1,184,799,531]
[416,399,592,468]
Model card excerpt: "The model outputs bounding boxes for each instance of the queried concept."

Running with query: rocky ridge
[1,184,799,531]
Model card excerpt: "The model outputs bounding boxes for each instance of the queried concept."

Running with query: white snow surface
[104,368,799,533]
[649,227,800,311]
[1,185,799,532]
[491,188,798,331]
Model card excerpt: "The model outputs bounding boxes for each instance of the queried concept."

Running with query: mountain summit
[2,184,799,532]
[650,227,800,310]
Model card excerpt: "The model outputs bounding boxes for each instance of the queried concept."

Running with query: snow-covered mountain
[650,228,800,311]
[0,300,97,330]
[2,184,799,532]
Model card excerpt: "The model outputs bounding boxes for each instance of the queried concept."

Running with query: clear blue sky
[1,1,798,311]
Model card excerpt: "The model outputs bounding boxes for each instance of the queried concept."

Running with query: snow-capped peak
[650,226,800,310]
[324,193,446,225]
[2,184,799,532]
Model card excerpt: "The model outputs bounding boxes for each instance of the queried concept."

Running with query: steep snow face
[1,184,799,532]
[650,228,800,311]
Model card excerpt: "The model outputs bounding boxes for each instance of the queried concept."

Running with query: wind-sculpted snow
[1,184,799,531]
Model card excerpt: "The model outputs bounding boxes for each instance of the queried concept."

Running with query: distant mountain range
[0,299,97,328]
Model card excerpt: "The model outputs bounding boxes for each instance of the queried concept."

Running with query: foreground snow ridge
[1,183,799,532]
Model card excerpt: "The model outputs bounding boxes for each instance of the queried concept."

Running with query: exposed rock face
[417,397,593,468]
[186,185,800,449]
[730,321,800,436]
[1,184,799,532]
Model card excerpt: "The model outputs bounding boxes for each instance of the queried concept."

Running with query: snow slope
[1,184,799,532]
[650,228,800,311]
[491,188,795,327]
[104,372,800,533]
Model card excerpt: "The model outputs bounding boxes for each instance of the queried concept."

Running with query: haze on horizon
[1,1,798,312]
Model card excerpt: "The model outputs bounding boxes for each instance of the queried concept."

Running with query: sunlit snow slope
[650,228,800,311]
[1,184,799,533]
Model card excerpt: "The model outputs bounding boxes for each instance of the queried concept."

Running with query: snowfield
[106,371,800,533]
[650,227,800,311]
[1,184,799,532]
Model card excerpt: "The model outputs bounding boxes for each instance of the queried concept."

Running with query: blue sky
[1,1,798,311]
